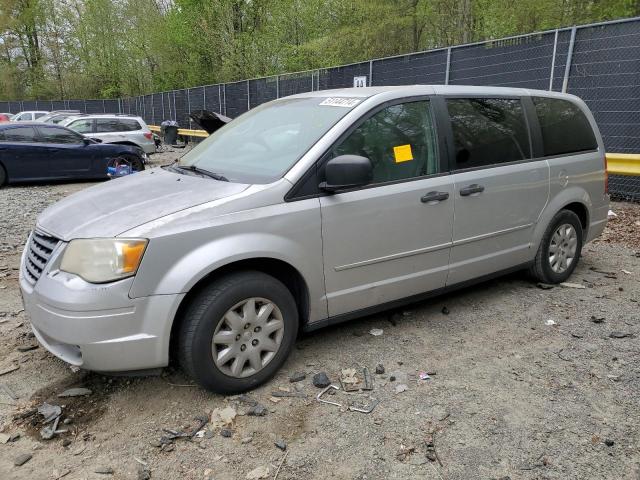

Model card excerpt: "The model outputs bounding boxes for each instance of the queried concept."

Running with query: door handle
[459,184,485,196]
[421,191,449,203]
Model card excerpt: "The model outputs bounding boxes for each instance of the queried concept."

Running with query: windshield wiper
[177,165,229,182]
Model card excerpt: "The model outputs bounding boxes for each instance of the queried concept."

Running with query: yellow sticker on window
[393,144,413,163]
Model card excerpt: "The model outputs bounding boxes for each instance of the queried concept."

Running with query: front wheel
[530,209,583,284]
[178,271,298,393]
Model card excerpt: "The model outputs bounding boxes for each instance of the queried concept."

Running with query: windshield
[178,97,360,183]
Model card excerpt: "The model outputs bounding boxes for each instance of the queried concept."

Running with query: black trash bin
[160,120,179,146]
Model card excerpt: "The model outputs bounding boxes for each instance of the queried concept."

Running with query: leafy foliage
[0,0,636,100]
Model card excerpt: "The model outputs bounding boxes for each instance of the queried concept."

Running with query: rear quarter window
[532,97,598,156]
[117,119,142,131]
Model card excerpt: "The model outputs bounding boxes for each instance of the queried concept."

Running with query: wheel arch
[532,187,591,254]
[168,257,310,365]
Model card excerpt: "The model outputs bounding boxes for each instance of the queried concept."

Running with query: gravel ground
[0,154,639,479]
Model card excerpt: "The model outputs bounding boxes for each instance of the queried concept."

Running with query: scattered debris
[38,402,62,423]
[609,331,634,339]
[369,328,384,336]
[289,372,306,383]
[94,466,114,475]
[536,283,554,290]
[312,372,331,388]
[441,306,450,315]
[395,384,408,394]
[161,415,208,444]
[0,383,18,400]
[57,387,92,398]
[0,433,10,443]
[270,391,307,399]
[396,444,416,462]
[545,319,557,326]
[137,464,151,480]
[607,210,617,218]
[560,282,586,289]
[14,453,32,466]
[241,436,253,444]
[621,269,633,275]
[268,396,281,403]
[375,364,385,374]
[0,364,19,376]
[604,439,615,447]
[40,414,61,440]
[247,404,268,416]
[16,344,38,352]
[347,398,379,414]
[246,465,270,479]
[591,316,605,324]
[418,371,431,381]
[340,367,373,391]
[210,406,236,428]
[220,428,233,438]
[275,439,287,451]
[317,385,342,408]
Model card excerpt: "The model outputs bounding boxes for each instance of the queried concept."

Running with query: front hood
[37,168,249,240]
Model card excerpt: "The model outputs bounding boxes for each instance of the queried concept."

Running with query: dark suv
[0,122,145,186]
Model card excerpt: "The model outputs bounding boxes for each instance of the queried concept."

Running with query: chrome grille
[23,231,59,286]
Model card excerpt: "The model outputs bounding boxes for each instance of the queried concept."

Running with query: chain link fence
[1,16,639,198]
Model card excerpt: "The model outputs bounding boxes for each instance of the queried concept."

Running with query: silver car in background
[62,114,156,155]
[12,110,49,121]
[20,86,608,393]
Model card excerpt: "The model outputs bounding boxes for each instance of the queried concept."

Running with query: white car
[12,111,49,121]
[62,114,156,155]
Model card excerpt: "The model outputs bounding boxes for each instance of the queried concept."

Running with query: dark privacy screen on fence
[1,17,639,198]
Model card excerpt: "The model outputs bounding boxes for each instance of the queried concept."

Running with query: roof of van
[289,85,575,99]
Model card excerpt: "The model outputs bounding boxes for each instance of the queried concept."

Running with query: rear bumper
[19,243,183,371]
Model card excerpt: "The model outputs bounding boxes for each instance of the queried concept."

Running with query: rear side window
[2,126,37,142]
[447,98,530,170]
[34,112,47,119]
[532,97,598,156]
[95,119,121,133]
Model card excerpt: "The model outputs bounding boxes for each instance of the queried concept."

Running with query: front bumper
[19,239,184,372]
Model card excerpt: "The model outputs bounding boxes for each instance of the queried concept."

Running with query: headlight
[60,238,148,283]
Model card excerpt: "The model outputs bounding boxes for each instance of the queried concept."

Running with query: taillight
[604,154,609,194]
[143,132,152,140]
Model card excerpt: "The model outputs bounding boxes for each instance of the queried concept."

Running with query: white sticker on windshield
[319,97,361,108]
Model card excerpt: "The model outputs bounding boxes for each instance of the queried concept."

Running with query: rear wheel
[530,209,583,284]
[178,271,298,393]
[0,164,6,187]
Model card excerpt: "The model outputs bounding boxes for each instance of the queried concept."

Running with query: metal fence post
[369,61,373,86]
[172,91,177,122]
[549,29,559,90]
[247,80,251,110]
[445,47,452,85]
[203,86,206,110]
[161,92,165,121]
[187,88,192,127]
[562,27,577,93]
[223,84,227,116]
[151,94,155,124]
[218,85,222,114]
[276,76,280,99]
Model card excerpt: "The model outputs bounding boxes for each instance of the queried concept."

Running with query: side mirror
[319,155,373,192]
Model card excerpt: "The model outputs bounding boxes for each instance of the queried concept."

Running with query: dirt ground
[0,152,639,480]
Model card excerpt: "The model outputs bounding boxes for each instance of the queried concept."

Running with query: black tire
[0,164,6,187]
[530,209,583,284]
[178,271,298,394]
[119,153,145,172]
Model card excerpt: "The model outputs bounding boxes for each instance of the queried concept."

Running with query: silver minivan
[20,86,608,393]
